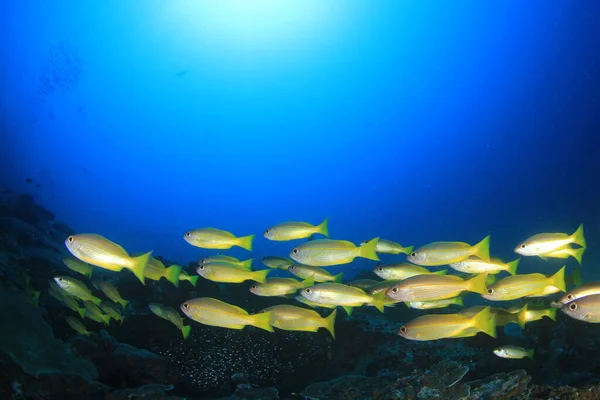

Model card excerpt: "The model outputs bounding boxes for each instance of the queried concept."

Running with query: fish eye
[391,287,398,293]
[198,265,204,270]
[487,288,494,294]
[265,229,270,234]
[569,303,578,311]
[305,288,311,294]
[377,267,383,272]
[290,266,295,270]
[520,244,526,249]
[185,232,191,237]
[567,294,574,300]
[251,285,257,290]
[67,236,74,243]
[292,249,299,254]
[183,303,189,309]
[410,252,416,257]
[399,326,407,334]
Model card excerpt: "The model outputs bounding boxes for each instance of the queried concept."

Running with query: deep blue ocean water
[1,2,600,398]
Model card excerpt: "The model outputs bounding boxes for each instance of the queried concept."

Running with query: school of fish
[50,218,593,361]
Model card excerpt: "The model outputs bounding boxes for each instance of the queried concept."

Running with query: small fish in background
[100,302,124,324]
[262,256,295,270]
[196,263,269,283]
[184,228,254,251]
[290,238,379,267]
[65,234,152,284]
[54,276,103,305]
[48,283,87,318]
[180,297,274,332]
[63,257,93,279]
[397,306,497,341]
[385,273,488,302]
[250,277,314,297]
[450,257,519,276]
[65,316,91,337]
[288,264,343,283]
[406,295,464,310]
[515,224,586,263]
[178,270,200,287]
[373,263,447,280]
[300,282,387,314]
[200,256,253,270]
[560,294,600,323]
[149,303,191,339]
[482,266,566,301]
[143,258,182,287]
[493,345,534,360]
[407,235,491,266]
[347,279,379,289]
[264,218,329,241]
[507,304,557,324]
[92,280,128,309]
[460,305,527,328]
[83,301,111,326]
[259,305,337,338]
[360,238,413,255]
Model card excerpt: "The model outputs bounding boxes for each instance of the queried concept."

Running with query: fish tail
[455,294,464,307]
[101,314,111,326]
[333,272,344,283]
[182,325,191,340]
[359,238,380,261]
[342,306,353,316]
[371,292,386,313]
[239,258,254,270]
[434,269,448,276]
[571,223,586,249]
[252,311,274,332]
[551,266,567,292]
[570,265,583,287]
[301,275,315,288]
[87,268,93,280]
[131,251,152,285]
[472,306,496,338]
[237,234,254,251]
[571,247,585,265]
[324,309,337,339]
[83,330,91,337]
[78,308,87,319]
[546,307,558,321]
[527,349,535,360]
[486,274,497,286]
[91,295,103,306]
[516,305,528,328]
[402,245,414,255]
[119,299,129,309]
[317,217,329,237]
[466,273,489,294]
[507,259,520,276]
[166,265,182,287]
[473,235,491,262]
[187,275,200,287]
[252,269,270,283]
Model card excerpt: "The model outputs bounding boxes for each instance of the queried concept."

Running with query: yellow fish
[197,263,269,283]
[65,316,91,337]
[450,257,519,275]
[144,258,182,287]
[300,282,386,314]
[184,228,254,251]
[405,295,464,310]
[288,265,343,283]
[62,257,93,279]
[249,277,314,297]
[347,279,379,289]
[494,346,534,360]
[482,266,566,301]
[65,234,151,284]
[181,297,273,331]
[373,263,447,280]
[555,282,600,307]
[407,236,491,266]
[262,256,295,270]
[290,238,379,267]
[83,301,111,326]
[178,270,200,287]
[200,256,253,270]
[539,247,585,265]
[561,294,600,323]
[515,223,585,259]
[360,238,413,255]
[294,295,338,310]
[54,276,102,305]
[460,305,526,328]
[260,305,336,338]
[264,218,329,241]
[93,280,129,309]
[507,304,556,324]
[149,303,191,339]
[99,302,124,324]
[386,273,488,302]
[398,306,496,341]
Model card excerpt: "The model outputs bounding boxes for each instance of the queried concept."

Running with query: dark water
[1,2,600,399]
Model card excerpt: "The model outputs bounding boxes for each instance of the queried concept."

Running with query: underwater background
[1,1,600,399]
